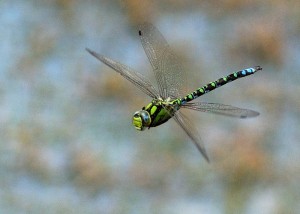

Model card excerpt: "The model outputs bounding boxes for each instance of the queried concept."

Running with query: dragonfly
[86,23,261,162]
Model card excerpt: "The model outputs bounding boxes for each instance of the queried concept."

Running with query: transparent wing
[138,23,186,99]
[182,102,259,118]
[173,111,209,162]
[86,48,159,99]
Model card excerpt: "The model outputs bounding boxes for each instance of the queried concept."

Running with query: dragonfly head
[132,110,151,131]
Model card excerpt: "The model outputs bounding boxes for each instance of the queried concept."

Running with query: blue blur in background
[0,0,300,213]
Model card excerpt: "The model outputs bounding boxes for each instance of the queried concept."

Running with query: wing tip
[200,148,210,163]
[86,48,103,61]
[240,110,260,119]
[203,153,210,163]
[86,47,94,55]
[194,139,210,162]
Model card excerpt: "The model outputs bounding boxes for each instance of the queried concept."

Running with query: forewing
[86,48,159,99]
[138,23,186,99]
[182,102,259,118]
[173,111,209,162]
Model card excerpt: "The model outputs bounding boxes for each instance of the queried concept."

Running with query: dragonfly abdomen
[180,66,262,103]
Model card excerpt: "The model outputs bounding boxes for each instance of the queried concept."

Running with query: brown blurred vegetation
[1,0,300,213]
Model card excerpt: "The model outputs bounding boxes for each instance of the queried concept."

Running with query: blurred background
[0,0,300,213]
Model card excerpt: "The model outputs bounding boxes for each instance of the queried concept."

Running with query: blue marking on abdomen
[247,68,255,73]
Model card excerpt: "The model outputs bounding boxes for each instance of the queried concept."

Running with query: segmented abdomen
[180,66,261,104]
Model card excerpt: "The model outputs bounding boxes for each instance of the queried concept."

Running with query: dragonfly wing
[86,48,159,99]
[138,23,186,99]
[182,102,259,118]
[173,111,209,162]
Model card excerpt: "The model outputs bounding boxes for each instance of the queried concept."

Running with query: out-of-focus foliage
[0,0,299,213]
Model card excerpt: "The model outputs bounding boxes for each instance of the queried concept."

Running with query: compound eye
[132,110,151,131]
[140,110,151,126]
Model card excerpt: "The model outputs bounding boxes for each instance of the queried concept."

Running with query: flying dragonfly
[86,23,261,162]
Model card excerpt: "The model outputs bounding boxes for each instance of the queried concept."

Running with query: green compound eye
[140,110,151,125]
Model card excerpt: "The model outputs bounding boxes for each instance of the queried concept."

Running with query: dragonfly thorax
[132,98,181,131]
